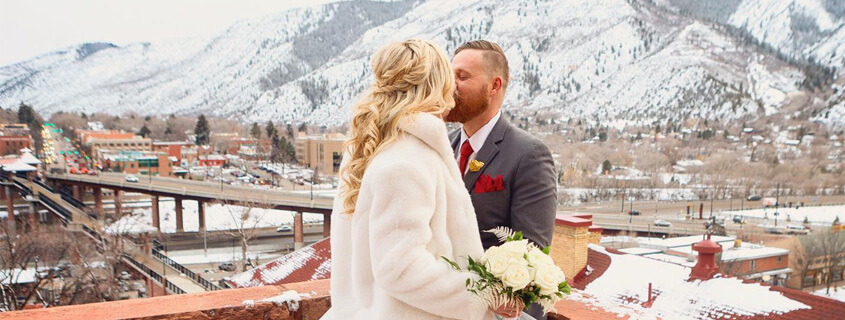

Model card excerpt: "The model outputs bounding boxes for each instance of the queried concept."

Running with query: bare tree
[222,201,268,272]
[813,228,845,294]
[0,223,121,310]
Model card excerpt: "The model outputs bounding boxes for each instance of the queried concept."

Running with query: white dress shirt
[456,110,502,174]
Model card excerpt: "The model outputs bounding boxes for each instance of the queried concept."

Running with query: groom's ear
[489,76,504,96]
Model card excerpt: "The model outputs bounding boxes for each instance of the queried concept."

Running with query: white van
[786,225,809,235]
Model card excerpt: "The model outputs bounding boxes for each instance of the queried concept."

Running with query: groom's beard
[445,85,489,123]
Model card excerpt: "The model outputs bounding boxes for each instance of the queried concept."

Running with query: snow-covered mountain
[1,0,842,128]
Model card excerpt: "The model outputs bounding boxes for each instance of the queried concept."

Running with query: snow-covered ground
[813,286,845,303]
[166,243,297,266]
[574,244,810,319]
[107,199,324,234]
[719,205,845,225]
[562,188,700,204]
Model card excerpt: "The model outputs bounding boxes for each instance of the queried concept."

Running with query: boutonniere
[469,159,484,172]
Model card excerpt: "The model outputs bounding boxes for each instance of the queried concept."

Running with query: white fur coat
[323,113,491,320]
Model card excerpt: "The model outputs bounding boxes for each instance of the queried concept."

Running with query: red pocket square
[475,174,505,194]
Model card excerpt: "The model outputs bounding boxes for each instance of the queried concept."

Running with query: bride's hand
[492,299,524,318]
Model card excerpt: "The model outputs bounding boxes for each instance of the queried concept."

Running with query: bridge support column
[0,184,5,200]
[27,201,38,231]
[93,187,103,220]
[151,196,160,231]
[197,201,205,234]
[294,211,304,250]
[113,189,122,217]
[175,198,184,233]
[4,186,16,237]
[322,213,330,238]
[73,185,81,200]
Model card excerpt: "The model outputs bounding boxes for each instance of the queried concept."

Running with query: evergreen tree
[138,124,151,138]
[17,102,36,124]
[194,115,210,145]
[286,123,295,139]
[250,122,262,139]
[601,160,612,175]
[265,121,276,139]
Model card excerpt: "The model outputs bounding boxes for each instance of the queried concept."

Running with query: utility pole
[621,190,625,214]
[710,188,714,217]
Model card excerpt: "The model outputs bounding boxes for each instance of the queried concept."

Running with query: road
[49,171,334,213]
[571,195,845,236]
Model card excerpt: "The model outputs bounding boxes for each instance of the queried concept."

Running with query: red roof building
[551,214,845,319]
[226,238,330,288]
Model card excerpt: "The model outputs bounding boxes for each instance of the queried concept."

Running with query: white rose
[502,264,531,291]
[481,246,504,264]
[501,239,529,260]
[507,256,529,268]
[534,264,565,295]
[485,249,510,277]
[526,247,554,267]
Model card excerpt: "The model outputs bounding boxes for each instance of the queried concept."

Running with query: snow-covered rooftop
[227,238,330,288]
[572,244,811,319]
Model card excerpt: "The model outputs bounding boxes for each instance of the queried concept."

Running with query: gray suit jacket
[450,115,557,249]
[450,115,557,319]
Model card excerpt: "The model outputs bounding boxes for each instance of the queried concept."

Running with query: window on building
[750,260,756,272]
[333,152,342,173]
[778,256,783,263]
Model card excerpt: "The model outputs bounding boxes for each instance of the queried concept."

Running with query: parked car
[276,225,292,233]
[732,216,745,224]
[765,226,786,234]
[653,220,671,227]
[628,210,641,216]
[125,174,139,183]
[747,195,762,201]
[118,271,132,280]
[218,261,236,271]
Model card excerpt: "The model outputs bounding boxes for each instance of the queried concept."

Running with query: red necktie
[459,140,473,177]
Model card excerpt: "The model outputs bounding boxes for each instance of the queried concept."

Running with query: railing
[58,187,86,209]
[13,179,31,197]
[151,247,220,291]
[38,194,71,223]
[32,178,54,193]
[122,253,187,295]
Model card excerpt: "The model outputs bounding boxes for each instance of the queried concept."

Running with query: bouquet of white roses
[443,227,571,315]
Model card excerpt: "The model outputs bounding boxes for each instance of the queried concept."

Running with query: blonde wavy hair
[339,39,456,215]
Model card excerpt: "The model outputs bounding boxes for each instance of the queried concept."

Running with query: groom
[446,40,557,320]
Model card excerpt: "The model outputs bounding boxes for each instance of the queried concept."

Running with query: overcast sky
[0,0,338,66]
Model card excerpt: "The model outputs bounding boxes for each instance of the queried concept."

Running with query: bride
[321,39,523,319]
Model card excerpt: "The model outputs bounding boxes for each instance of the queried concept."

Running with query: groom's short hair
[455,40,509,91]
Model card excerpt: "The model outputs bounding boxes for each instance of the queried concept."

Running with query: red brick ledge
[556,213,593,228]
[1,279,331,320]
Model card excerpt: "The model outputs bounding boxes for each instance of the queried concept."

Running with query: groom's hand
[493,299,524,318]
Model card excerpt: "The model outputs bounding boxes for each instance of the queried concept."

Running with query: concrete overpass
[47,172,334,249]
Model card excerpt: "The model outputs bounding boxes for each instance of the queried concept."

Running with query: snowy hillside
[0,0,841,127]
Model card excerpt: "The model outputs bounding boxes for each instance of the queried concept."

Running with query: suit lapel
[463,116,509,193]
[449,129,461,157]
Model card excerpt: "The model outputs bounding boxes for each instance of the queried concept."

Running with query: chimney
[689,234,722,281]
[551,214,598,282]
